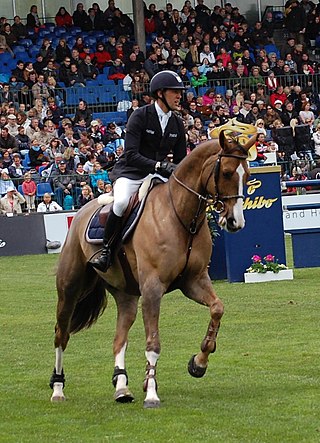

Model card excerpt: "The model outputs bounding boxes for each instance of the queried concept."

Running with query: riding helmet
[150,70,185,94]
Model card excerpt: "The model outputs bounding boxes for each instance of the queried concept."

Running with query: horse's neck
[170,143,218,226]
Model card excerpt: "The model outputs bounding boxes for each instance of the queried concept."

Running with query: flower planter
[244,269,293,283]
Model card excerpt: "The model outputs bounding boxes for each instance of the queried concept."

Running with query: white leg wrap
[115,343,127,391]
[144,351,160,403]
[51,346,65,402]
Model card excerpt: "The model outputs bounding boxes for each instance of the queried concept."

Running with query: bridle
[172,146,248,215]
[168,146,248,279]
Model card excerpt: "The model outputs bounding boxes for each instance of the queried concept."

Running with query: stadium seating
[36,182,54,197]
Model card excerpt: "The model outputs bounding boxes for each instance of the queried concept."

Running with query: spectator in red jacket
[94,42,112,72]
[55,7,73,27]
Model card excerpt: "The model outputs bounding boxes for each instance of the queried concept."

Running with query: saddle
[86,176,164,244]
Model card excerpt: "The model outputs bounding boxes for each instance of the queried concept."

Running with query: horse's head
[210,129,256,233]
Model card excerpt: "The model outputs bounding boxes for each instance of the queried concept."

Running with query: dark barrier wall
[0,214,47,256]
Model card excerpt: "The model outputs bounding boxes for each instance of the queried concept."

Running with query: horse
[50,129,257,408]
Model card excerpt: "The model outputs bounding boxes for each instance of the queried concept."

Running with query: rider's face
[160,89,182,112]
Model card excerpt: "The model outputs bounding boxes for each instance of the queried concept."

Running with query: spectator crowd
[1,0,320,213]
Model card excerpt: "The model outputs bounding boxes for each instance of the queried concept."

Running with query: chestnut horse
[50,131,256,408]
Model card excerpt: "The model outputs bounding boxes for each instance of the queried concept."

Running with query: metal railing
[14,71,320,116]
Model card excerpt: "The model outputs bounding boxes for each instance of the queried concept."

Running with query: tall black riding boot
[90,210,123,272]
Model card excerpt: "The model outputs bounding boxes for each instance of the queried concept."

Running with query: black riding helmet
[150,70,185,95]
[150,70,185,111]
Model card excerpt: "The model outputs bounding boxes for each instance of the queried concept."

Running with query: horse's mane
[175,139,222,175]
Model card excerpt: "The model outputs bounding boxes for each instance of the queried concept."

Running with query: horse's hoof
[114,388,134,403]
[50,394,66,402]
[188,354,207,378]
[143,399,160,409]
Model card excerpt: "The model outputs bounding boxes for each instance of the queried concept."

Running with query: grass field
[0,253,319,443]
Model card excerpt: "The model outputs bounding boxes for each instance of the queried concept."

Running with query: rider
[90,70,187,272]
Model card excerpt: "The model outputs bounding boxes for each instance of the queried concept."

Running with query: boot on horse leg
[90,209,122,272]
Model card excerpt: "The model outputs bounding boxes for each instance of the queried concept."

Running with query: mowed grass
[0,252,319,443]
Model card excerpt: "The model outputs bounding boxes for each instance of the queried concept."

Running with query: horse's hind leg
[182,273,224,378]
[112,291,139,403]
[50,258,97,402]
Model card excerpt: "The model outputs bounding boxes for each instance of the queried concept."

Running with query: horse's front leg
[112,291,138,403]
[141,279,163,408]
[182,273,224,378]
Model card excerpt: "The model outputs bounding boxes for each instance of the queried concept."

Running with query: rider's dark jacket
[110,104,187,181]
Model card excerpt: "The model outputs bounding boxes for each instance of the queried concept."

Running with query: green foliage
[0,254,319,443]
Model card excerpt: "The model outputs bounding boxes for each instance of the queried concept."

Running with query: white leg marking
[55,346,63,374]
[115,343,127,390]
[233,164,246,229]
[144,351,160,403]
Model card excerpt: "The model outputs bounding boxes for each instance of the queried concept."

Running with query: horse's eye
[223,171,233,179]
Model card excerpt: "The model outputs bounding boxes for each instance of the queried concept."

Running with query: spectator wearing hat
[89,120,105,144]
[273,100,284,119]
[245,103,263,125]
[239,100,253,120]
[270,85,288,107]
[5,114,19,137]
[0,185,25,214]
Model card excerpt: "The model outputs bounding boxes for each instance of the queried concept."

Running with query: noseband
[172,148,248,214]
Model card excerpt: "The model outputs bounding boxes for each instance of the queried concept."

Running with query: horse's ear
[242,134,257,152]
[219,130,226,149]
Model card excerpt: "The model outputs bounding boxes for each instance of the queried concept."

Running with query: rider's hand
[155,161,177,178]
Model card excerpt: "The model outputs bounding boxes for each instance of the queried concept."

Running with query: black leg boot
[90,210,123,272]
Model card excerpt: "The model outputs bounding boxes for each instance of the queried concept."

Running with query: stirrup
[90,248,112,272]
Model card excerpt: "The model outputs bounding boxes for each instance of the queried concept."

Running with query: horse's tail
[70,275,107,334]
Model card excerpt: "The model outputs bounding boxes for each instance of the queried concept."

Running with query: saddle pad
[86,207,105,244]
[85,177,165,245]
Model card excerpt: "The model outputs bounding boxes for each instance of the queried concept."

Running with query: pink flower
[264,254,275,262]
[252,255,262,263]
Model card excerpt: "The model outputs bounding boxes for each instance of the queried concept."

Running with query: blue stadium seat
[13,45,26,54]
[103,66,110,76]
[22,152,31,169]
[44,22,55,33]
[215,85,227,96]
[54,27,67,37]
[39,28,51,38]
[18,185,24,195]
[19,38,33,48]
[96,73,107,85]
[84,36,97,47]
[65,87,82,106]
[37,182,54,197]
[68,26,82,36]
[0,52,13,64]
[265,44,280,58]
[98,91,116,104]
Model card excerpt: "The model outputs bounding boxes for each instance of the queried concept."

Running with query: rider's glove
[155,161,177,178]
